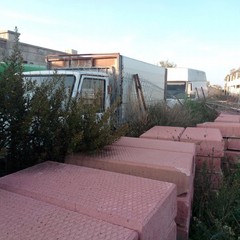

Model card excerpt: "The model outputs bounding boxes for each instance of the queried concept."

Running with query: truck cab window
[80,77,105,112]
[166,82,186,99]
[24,74,75,97]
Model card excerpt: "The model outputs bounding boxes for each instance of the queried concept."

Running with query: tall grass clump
[190,160,240,240]
[126,99,218,137]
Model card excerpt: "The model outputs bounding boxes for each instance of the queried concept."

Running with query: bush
[0,29,127,176]
[66,97,128,152]
[190,162,240,240]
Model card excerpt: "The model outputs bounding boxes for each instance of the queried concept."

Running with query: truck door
[78,75,110,113]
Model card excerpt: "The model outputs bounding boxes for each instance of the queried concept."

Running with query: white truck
[166,67,208,105]
[23,53,166,123]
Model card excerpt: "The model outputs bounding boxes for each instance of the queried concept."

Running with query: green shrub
[66,97,128,152]
[0,29,127,176]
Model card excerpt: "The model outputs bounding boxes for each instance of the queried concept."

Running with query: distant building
[0,30,77,66]
[224,68,240,95]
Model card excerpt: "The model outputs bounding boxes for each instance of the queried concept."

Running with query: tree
[0,27,26,172]
[158,60,177,68]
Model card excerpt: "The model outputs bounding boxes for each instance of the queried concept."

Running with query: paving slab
[176,184,193,228]
[0,189,138,240]
[0,161,177,240]
[66,145,195,195]
[113,136,196,156]
[177,223,190,240]
[140,126,185,141]
[226,138,240,150]
[215,113,240,123]
[165,221,177,240]
[92,137,194,228]
[197,122,240,138]
[224,150,240,164]
[180,127,224,157]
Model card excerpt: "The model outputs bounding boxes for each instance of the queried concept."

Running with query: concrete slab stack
[112,136,195,238]
[0,189,138,240]
[197,114,240,165]
[66,144,194,196]
[140,126,185,141]
[139,128,195,239]
[139,125,226,237]
[0,161,177,240]
[66,136,195,240]
[180,127,224,189]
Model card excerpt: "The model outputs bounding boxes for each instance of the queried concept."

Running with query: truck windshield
[80,77,105,112]
[24,74,76,97]
[166,82,186,99]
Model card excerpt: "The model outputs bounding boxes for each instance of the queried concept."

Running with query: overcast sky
[1,0,240,86]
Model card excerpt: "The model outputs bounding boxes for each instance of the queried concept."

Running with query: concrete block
[176,185,193,228]
[166,221,177,240]
[0,161,177,240]
[180,127,224,157]
[66,145,195,195]
[227,138,240,151]
[224,150,240,164]
[196,156,222,172]
[140,126,185,141]
[0,189,138,240]
[177,223,190,240]
[215,113,240,123]
[113,136,196,156]
[197,122,240,138]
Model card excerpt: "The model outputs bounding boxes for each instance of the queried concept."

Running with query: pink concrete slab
[113,138,194,228]
[166,221,177,240]
[176,184,193,228]
[215,113,240,123]
[113,136,196,156]
[196,156,222,172]
[0,189,138,240]
[197,122,240,138]
[66,145,195,195]
[0,161,177,240]
[140,126,185,141]
[223,138,228,150]
[224,150,240,164]
[177,223,190,240]
[180,127,224,157]
[227,138,240,150]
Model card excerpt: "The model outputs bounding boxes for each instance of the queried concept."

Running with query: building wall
[0,30,67,66]
[224,68,240,95]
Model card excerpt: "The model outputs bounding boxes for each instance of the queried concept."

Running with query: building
[0,30,76,66]
[224,68,240,95]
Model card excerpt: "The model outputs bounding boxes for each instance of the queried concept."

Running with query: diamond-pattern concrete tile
[66,145,194,195]
[197,122,240,138]
[140,126,185,141]
[215,113,240,123]
[113,136,196,156]
[0,162,177,240]
[0,189,138,240]
[180,127,224,157]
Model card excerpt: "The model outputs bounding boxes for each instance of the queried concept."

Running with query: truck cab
[23,70,111,113]
[166,67,208,105]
